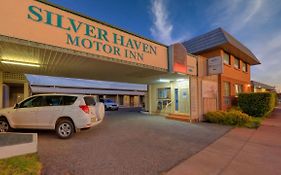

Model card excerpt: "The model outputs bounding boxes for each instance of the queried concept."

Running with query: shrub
[204,110,251,126]
[238,92,277,117]
[204,111,226,124]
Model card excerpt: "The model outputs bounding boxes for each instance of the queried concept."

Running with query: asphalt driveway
[38,111,231,175]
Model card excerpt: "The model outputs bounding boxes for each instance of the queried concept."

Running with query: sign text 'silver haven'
[27,5,157,61]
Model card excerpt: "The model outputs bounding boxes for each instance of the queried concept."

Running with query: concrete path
[166,107,281,175]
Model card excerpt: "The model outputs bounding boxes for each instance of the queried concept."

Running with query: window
[44,96,63,106]
[224,82,230,97]
[242,62,247,72]
[84,96,96,106]
[19,96,43,108]
[234,57,240,69]
[235,84,243,96]
[224,82,231,105]
[105,99,114,103]
[62,96,77,105]
[158,88,171,99]
[223,52,230,65]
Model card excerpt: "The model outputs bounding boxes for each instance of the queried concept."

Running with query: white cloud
[208,0,264,33]
[206,0,281,85]
[150,0,173,44]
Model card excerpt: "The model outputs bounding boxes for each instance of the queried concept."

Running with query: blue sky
[48,0,281,86]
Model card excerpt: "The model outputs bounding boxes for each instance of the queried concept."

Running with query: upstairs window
[242,62,247,72]
[223,52,231,65]
[234,57,240,69]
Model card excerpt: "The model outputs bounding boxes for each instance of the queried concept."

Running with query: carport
[0,0,200,120]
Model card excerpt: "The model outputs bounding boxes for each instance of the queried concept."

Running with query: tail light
[79,105,89,114]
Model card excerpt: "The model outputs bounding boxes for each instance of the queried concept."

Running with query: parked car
[100,98,119,111]
[0,94,105,139]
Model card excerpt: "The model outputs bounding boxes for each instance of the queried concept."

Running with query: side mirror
[14,103,19,109]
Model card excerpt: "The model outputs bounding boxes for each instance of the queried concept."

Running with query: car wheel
[55,119,74,139]
[0,118,11,132]
[96,102,105,120]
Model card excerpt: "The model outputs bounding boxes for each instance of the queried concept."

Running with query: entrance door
[175,88,179,112]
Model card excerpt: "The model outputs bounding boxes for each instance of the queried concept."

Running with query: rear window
[84,96,96,106]
[105,99,114,103]
[63,96,77,105]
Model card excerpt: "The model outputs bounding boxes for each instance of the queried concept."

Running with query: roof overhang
[195,43,261,65]
[0,36,186,84]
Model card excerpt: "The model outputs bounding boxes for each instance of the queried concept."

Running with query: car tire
[95,102,105,120]
[0,117,12,132]
[55,119,74,139]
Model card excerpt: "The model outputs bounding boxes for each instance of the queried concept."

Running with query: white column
[148,85,152,114]
[0,72,3,109]
[24,82,29,99]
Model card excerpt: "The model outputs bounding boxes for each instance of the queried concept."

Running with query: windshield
[105,99,114,103]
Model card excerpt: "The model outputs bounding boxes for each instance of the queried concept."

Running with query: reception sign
[0,0,168,69]
[171,43,197,75]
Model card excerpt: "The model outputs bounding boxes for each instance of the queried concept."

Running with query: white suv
[0,94,105,139]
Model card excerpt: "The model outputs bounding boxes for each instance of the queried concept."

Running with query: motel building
[0,0,260,121]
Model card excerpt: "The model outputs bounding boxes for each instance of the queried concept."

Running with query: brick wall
[199,49,251,110]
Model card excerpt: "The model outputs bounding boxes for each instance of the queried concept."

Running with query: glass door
[175,88,179,112]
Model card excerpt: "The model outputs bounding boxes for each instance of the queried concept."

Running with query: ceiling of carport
[0,36,186,84]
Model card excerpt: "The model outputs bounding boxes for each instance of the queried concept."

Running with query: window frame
[223,81,231,97]
[223,51,231,65]
[242,62,247,72]
[234,57,240,69]
[234,84,243,96]
[19,96,43,108]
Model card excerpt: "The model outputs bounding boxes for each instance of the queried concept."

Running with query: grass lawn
[0,153,41,175]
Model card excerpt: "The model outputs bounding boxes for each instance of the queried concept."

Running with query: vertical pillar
[116,94,119,105]
[190,76,199,121]
[0,72,3,109]
[24,82,29,99]
[148,85,152,114]
[134,96,140,107]
[144,92,148,111]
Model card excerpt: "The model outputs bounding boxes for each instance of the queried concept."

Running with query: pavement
[166,106,281,175]
[37,111,230,175]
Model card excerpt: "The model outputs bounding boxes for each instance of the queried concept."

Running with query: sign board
[0,0,168,70]
[186,55,197,76]
[208,56,223,75]
[171,43,197,75]
[202,80,218,98]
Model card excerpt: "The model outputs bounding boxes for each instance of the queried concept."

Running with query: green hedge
[204,110,251,126]
[238,92,276,117]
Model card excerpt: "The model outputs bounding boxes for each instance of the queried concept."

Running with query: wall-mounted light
[1,60,40,67]
[159,79,170,83]
[176,79,186,82]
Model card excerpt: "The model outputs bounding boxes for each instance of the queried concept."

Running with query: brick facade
[200,49,251,110]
